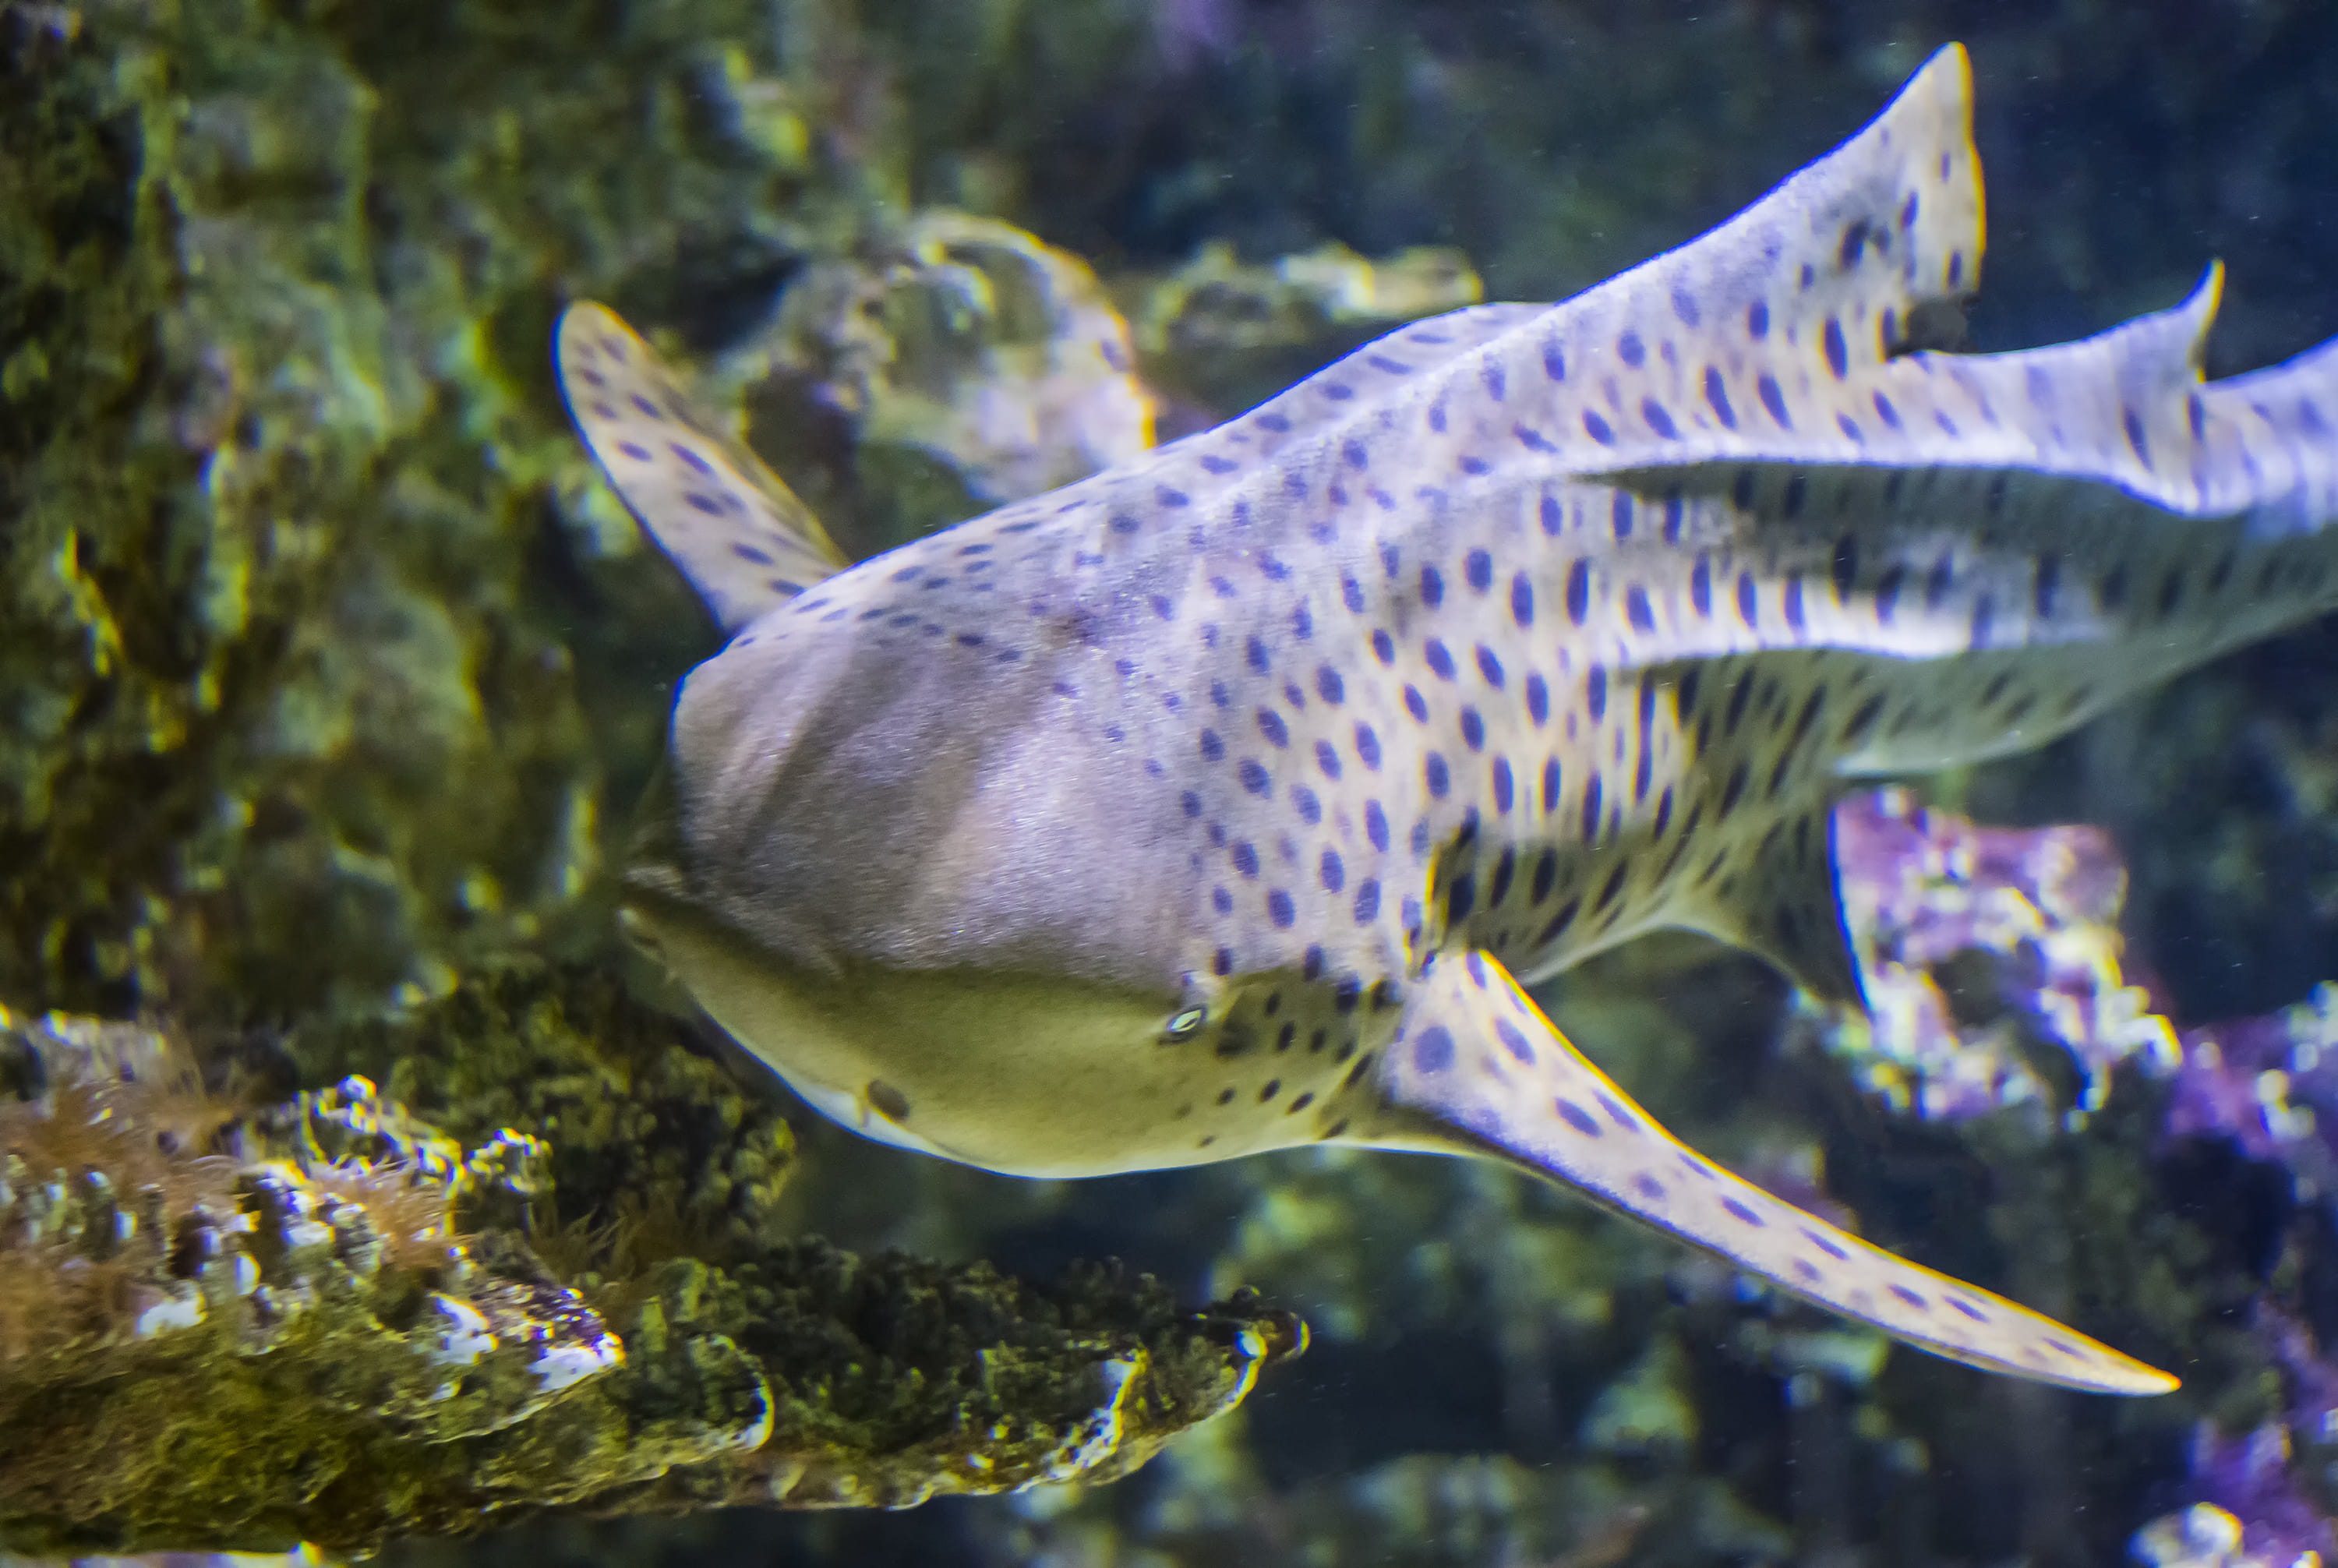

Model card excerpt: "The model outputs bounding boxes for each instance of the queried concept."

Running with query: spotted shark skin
[557,44,2338,1397]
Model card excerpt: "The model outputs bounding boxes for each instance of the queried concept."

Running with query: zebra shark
[555,44,2338,1396]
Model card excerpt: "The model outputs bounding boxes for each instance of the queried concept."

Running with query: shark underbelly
[630,887,1410,1178]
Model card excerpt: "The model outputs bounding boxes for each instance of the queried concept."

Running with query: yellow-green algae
[0,976,1305,1556]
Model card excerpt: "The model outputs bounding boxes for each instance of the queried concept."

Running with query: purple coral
[1824,788,2178,1122]
[2149,1304,2338,1567]
[2164,987,2338,1202]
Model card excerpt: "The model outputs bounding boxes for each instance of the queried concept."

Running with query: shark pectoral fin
[1376,949,2177,1397]
[556,301,850,633]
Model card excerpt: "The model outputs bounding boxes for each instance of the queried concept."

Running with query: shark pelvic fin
[556,301,849,632]
[1686,802,1866,1008]
[1373,948,2176,1396]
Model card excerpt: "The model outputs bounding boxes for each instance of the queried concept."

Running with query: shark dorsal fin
[556,302,850,633]
[1404,43,1982,475]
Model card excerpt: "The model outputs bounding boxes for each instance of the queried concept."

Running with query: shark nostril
[867,1079,912,1121]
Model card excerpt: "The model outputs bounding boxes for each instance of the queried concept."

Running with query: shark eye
[1165,1006,1209,1040]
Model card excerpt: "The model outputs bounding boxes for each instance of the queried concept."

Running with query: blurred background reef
[10,1,2338,1563]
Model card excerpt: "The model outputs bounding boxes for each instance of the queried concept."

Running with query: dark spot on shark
[1838,219,1871,270]
[1926,555,1955,609]
[1411,1026,1456,1074]
[1626,585,1655,632]
[1969,595,1995,650]
[1718,761,1750,817]
[1822,316,1849,378]
[1873,564,1904,623]
[1594,863,1628,913]
[2035,555,2061,618]
[1830,537,1859,601]
[1556,1097,1605,1137]
[1536,898,1580,946]
[1704,366,1737,429]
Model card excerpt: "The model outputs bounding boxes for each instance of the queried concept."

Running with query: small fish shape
[556,44,2338,1397]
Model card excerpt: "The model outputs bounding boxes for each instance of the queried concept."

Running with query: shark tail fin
[556,302,849,633]
[1372,948,2177,1396]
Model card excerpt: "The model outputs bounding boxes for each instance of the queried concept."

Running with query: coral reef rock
[0,987,1304,1556]
[1818,788,2180,1125]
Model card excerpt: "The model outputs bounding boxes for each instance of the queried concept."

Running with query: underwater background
[7,1,2338,1564]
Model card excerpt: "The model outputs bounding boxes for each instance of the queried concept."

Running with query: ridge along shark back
[556,44,2338,1397]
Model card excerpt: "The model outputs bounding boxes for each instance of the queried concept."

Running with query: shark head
[617,611,1234,1167]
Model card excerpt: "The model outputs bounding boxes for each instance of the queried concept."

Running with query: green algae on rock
[0,989,1305,1554]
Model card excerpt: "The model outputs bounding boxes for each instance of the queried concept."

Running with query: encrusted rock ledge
[0,976,1305,1557]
